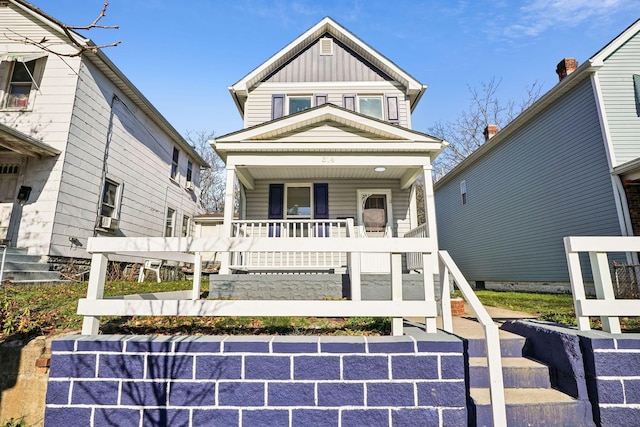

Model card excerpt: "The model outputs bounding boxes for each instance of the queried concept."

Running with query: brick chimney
[483,124,498,142]
[556,58,578,81]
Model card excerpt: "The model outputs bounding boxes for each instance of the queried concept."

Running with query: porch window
[171,147,179,179]
[358,96,384,120]
[288,96,312,114]
[165,207,175,237]
[460,180,467,205]
[286,185,311,218]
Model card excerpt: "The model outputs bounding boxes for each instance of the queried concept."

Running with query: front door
[357,189,393,273]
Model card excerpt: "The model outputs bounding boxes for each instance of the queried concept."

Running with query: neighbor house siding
[246,179,412,236]
[52,59,203,257]
[597,29,640,166]
[0,3,81,255]
[435,78,622,284]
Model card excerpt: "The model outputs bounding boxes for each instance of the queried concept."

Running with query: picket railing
[229,219,351,271]
[564,236,640,333]
[405,223,430,271]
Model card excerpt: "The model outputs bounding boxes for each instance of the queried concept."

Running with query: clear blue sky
[27,1,640,138]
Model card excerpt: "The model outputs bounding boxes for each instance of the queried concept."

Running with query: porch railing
[564,236,640,333]
[405,223,430,271]
[229,219,352,271]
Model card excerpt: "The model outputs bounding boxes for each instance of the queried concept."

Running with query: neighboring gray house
[434,19,640,292]
[0,0,206,262]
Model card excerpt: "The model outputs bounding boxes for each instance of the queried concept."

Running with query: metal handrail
[438,250,507,427]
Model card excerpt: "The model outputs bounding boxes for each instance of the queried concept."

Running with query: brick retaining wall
[45,328,466,427]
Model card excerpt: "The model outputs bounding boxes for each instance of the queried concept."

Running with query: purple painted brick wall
[45,331,465,426]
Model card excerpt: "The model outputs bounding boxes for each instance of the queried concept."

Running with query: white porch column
[219,166,236,274]
[423,164,438,271]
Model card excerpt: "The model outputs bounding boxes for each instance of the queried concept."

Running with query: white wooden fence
[78,236,438,336]
[405,222,430,271]
[564,236,640,333]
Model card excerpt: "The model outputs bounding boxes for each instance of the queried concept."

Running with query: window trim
[284,183,313,219]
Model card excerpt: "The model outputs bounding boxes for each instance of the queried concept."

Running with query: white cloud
[504,0,636,38]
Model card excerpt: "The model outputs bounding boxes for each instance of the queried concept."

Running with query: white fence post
[590,251,621,333]
[192,253,202,300]
[82,253,109,335]
[438,254,452,333]
[391,252,403,335]
[423,253,437,333]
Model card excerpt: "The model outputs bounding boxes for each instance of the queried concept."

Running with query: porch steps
[464,324,594,426]
[0,248,66,285]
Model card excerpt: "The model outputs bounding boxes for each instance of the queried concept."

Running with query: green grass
[0,281,390,341]
[3,281,640,343]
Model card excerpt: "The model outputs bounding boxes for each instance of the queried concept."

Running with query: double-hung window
[2,56,45,110]
[186,160,193,183]
[285,185,312,219]
[460,180,467,205]
[171,147,179,179]
[165,207,175,237]
[101,179,119,218]
[182,215,191,237]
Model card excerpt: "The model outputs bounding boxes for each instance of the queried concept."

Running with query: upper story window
[358,96,384,120]
[171,147,179,179]
[460,180,467,205]
[289,96,312,114]
[2,56,45,110]
[187,160,193,182]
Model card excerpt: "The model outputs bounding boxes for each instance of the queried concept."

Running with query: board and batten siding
[435,78,622,284]
[245,179,412,237]
[244,82,410,129]
[597,28,640,166]
[0,3,82,255]
[264,36,390,84]
[51,58,203,258]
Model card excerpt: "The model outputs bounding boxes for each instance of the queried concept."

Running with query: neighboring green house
[434,19,640,292]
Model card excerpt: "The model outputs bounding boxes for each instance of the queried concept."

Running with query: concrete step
[468,357,552,388]
[9,279,71,286]
[465,330,526,358]
[470,387,595,427]
[2,261,50,271]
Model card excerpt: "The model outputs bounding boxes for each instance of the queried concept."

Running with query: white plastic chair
[138,259,163,283]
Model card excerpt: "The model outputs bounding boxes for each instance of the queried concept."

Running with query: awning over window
[0,122,60,158]
[0,52,47,63]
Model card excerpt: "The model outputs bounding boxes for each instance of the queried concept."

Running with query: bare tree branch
[5,1,120,58]
[186,130,227,214]
[429,77,542,181]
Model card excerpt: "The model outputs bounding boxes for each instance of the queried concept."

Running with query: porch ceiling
[0,123,60,158]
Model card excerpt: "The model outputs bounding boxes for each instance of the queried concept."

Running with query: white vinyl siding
[245,179,412,237]
[597,31,640,166]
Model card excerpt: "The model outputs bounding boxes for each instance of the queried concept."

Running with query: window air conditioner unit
[185,181,194,191]
[100,216,119,230]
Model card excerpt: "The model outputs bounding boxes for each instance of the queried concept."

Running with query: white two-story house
[0,0,206,265]
[212,17,446,274]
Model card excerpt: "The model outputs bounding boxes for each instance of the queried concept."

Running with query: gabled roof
[10,0,208,167]
[434,18,640,189]
[229,17,427,116]
[213,103,445,161]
